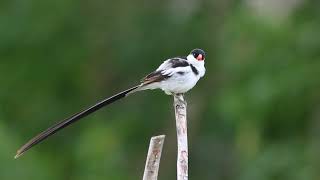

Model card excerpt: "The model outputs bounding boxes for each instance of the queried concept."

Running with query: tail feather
[15,85,140,159]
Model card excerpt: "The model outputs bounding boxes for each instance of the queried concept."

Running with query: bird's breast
[160,70,200,93]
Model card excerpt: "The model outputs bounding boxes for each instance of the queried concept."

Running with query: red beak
[196,54,203,61]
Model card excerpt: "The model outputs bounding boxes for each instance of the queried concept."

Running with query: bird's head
[189,48,206,61]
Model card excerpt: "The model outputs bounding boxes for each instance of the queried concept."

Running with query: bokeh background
[1,0,320,179]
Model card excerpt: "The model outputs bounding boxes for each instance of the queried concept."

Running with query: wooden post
[174,94,188,180]
[143,135,166,180]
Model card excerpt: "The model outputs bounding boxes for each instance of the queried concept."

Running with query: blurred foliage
[1,0,320,179]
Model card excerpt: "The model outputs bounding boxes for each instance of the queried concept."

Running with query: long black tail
[15,85,141,159]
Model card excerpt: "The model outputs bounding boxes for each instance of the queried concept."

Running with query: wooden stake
[143,135,165,180]
[174,94,188,180]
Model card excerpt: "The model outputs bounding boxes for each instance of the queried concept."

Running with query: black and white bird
[15,48,206,158]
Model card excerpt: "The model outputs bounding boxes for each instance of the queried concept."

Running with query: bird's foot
[174,93,187,105]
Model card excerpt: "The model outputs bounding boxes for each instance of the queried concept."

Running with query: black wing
[140,57,189,85]
[169,57,189,68]
[141,70,170,85]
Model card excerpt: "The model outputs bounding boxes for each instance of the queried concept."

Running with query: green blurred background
[1,0,320,179]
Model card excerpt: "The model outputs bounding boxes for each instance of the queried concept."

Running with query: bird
[15,48,206,159]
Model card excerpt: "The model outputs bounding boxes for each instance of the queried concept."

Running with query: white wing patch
[161,66,191,76]
[156,59,172,71]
